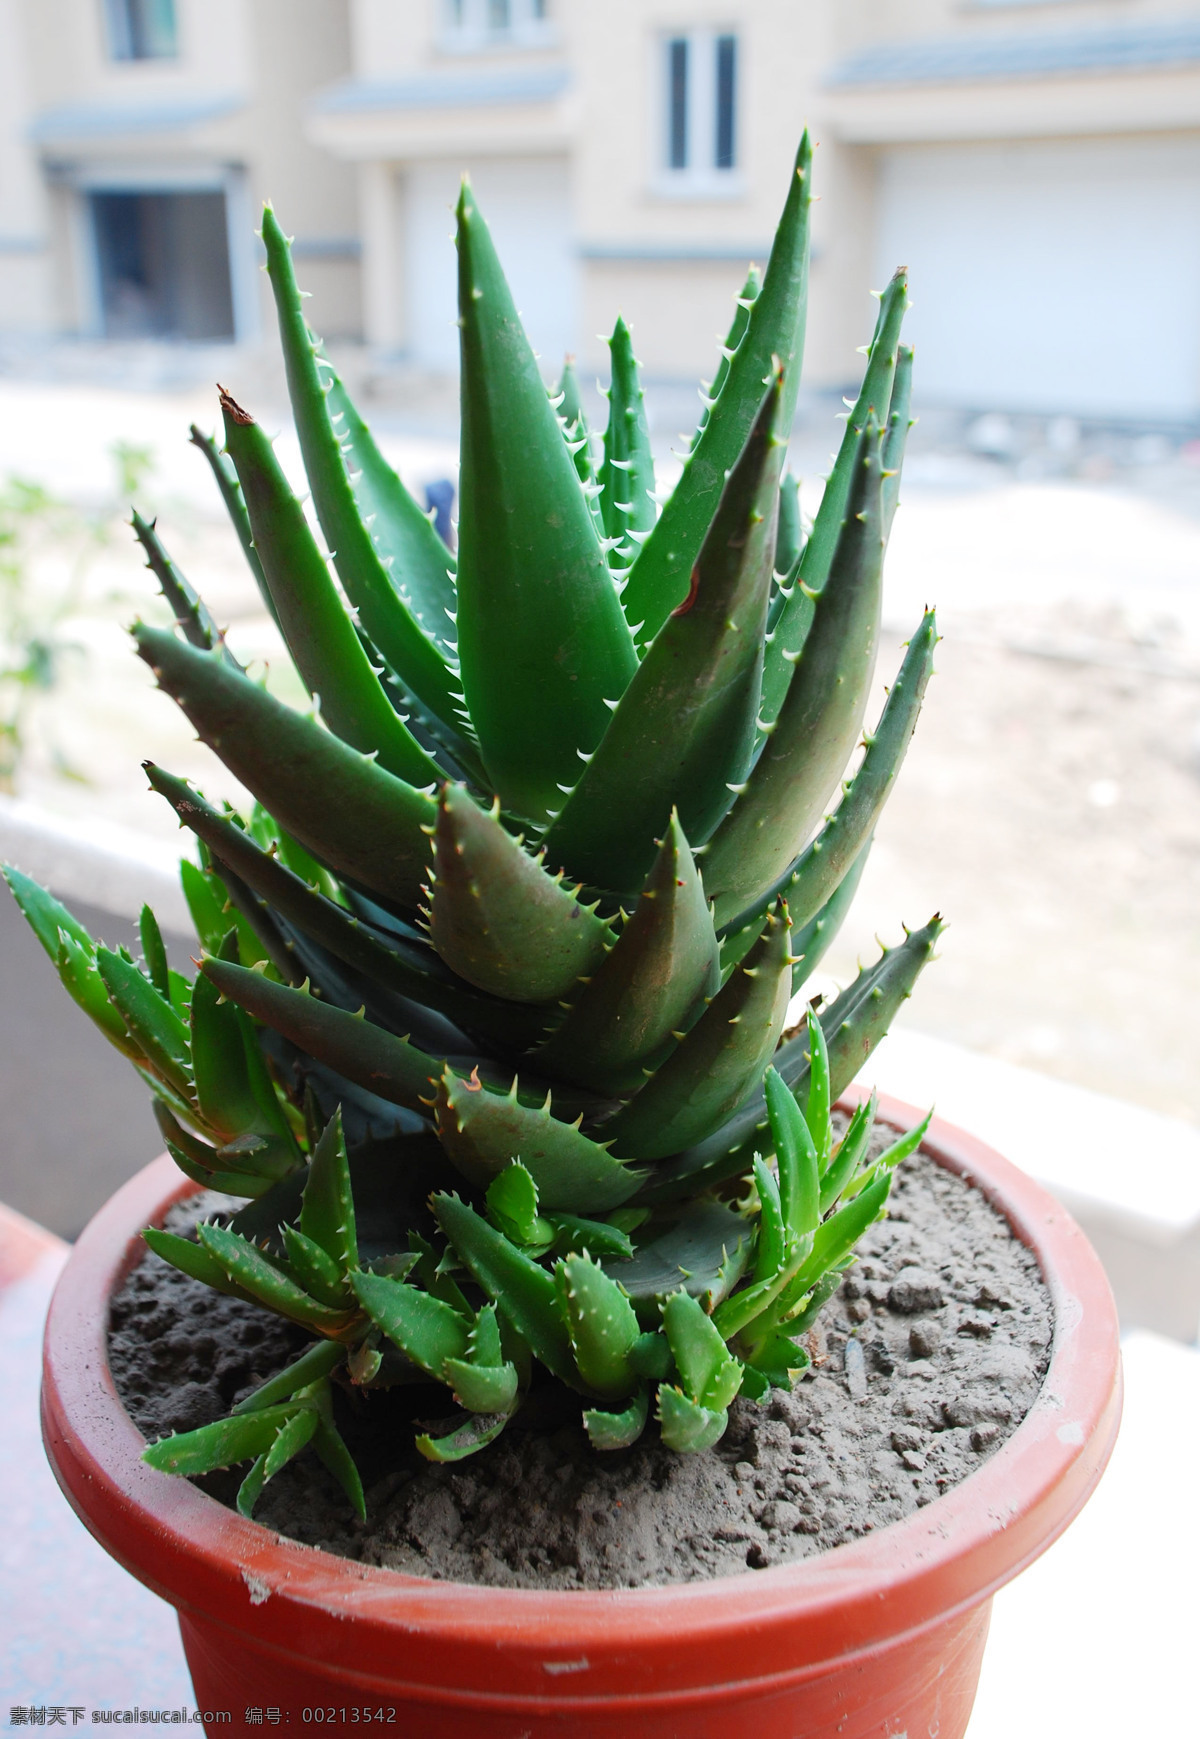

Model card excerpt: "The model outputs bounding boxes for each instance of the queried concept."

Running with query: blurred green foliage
[0,441,154,791]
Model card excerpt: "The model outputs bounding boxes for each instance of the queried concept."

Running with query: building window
[90,190,234,341]
[102,0,178,61]
[662,30,739,186]
[441,0,552,49]
[668,39,689,169]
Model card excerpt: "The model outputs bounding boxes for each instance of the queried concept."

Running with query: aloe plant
[7,135,940,1515]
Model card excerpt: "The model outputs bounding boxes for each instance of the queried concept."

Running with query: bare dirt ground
[1,372,1197,1126]
[821,607,1200,1125]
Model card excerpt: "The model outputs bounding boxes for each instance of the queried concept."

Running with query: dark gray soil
[108,1150,1053,1589]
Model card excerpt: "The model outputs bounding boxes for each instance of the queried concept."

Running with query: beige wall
[7,0,1200,392]
[0,0,53,331]
[242,0,361,340]
[0,0,361,342]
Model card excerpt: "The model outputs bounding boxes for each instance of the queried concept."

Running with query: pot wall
[178,1600,992,1739]
[41,1098,1122,1737]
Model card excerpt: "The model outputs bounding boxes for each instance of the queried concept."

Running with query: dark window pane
[104,0,177,61]
[715,34,737,170]
[668,38,689,170]
[91,190,234,342]
[488,0,511,29]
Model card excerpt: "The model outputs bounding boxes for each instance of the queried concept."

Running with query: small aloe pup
[6,135,939,1515]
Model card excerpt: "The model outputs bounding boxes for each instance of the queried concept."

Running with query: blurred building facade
[0,0,361,346]
[4,0,1200,418]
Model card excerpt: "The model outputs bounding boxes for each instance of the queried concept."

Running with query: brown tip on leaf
[465,1066,483,1093]
[217,384,254,427]
[671,565,701,619]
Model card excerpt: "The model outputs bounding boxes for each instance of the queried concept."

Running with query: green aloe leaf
[236,1454,269,1518]
[602,1199,749,1307]
[432,1191,577,1386]
[351,1269,470,1378]
[636,916,944,1203]
[441,1357,519,1414]
[262,1405,319,1480]
[840,1109,933,1205]
[300,1108,359,1274]
[555,355,596,489]
[429,784,613,1002]
[818,1093,876,1213]
[704,415,887,927]
[96,946,192,1099]
[785,1170,892,1302]
[619,134,811,644]
[157,1129,273,1199]
[656,1385,728,1454]
[55,931,143,1059]
[751,1155,786,1285]
[600,904,792,1162]
[543,368,786,896]
[323,370,458,655]
[233,1340,345,1414]
[802,1005,832,1166]
[757,610,938,935]
[260,205,463,737]
[312,1403,367,1519]
[433,1068,642,1212]
[137,905,171,1000]
[775,471,802,578]
[4,866,94,964]
[219,388,443,788]
[134,624,435,910]
[532,811,719,1095]
[485,1162,542,1245]
[661,1289,743,1411]
[188,423,279,632]
[2,871,141,1060]
[686,264,760,459]
[143,1405,294,1476]
[547,1213,633,1262]
[142,1224,253,1299]
[771,1268,844,1344]
[415,1408,515,1463]
[454,181,637,825]
[189,932,268,1142]
[199,955,443,1113]
[131,510,240,670]
[763,1066,820,1243]
[466,1301,504,1367]
[180,858,230,955]
[197,1223,357,1336]
[557,1252,641,1399]
[760,268,909,729]
[148,767,546,1049]
[882,344,914,536]
[598,316,656,557]
[583,1386,649,1450]
[789,836,872,991]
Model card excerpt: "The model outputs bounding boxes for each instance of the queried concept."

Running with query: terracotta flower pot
[42,1096,1121,1738]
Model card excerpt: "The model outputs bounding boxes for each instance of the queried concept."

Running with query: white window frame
[438,0,555,54]
[654,27,743,201]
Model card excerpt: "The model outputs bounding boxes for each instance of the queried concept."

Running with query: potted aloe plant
[23,136,1119,1737]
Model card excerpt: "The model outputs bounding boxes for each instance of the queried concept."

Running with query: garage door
[875,138,1200,420]
[405,155,577,374]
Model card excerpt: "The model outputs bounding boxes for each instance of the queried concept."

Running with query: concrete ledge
[867,1028,1200,1342]
[0,795,189,931]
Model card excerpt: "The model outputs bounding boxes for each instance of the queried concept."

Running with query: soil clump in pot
[108,1150,1052,1589]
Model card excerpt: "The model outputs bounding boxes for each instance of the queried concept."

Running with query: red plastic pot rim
[42,1095,1121,1703]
